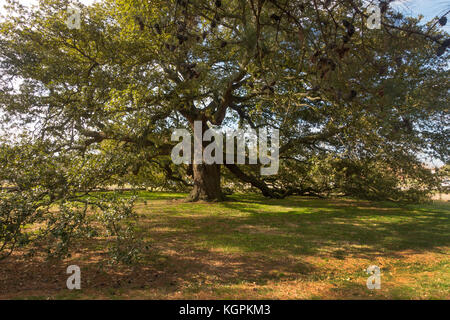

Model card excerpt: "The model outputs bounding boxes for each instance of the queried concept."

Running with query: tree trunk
[188,163,224,202]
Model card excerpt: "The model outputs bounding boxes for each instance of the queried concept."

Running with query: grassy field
[0,192,449,299]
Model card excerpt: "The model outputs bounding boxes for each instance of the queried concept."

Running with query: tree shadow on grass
[0,237,316,298]
[113,196,447,296]
[0,196,448,299]
[217,197,450,258]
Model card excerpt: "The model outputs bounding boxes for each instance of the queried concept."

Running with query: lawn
[0,192,449,299]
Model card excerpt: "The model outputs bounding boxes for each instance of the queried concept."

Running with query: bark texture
[188,163,224,201]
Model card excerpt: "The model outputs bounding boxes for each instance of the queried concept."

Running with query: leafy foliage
[0,137,140,262]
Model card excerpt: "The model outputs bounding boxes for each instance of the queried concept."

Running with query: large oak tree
[0,1,448,258]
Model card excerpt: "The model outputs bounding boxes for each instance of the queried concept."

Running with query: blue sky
[392,0,449,19]
[390,0,450,32]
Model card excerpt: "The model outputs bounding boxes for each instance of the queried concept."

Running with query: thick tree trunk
[188,163,224,202]
[183,116,225,202]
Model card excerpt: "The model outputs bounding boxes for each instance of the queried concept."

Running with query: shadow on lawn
[126,196,449,294]
[1,196,448,298]
[217,197,450,258]
[146,196,449,263]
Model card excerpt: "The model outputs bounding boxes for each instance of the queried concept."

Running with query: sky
[390,0,450,32]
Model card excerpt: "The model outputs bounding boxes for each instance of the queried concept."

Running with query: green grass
[2,192,449,300]
[139,193,449,256]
